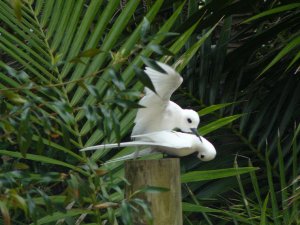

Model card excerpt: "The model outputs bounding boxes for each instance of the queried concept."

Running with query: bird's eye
[187,118,192,123]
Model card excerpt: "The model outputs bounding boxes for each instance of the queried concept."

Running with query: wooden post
[125,158,182,225]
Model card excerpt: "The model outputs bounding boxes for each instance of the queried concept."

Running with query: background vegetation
[0,0,299,224]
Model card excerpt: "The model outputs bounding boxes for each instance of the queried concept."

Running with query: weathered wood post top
[125,158,182,225]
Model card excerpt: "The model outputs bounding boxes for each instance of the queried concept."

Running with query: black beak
[190,128,203,142]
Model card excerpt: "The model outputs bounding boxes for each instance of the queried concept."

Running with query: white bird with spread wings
[132,61,200,138]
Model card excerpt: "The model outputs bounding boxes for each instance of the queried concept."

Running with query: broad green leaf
[7,190,28,214]
[30,210,93,225]
[112,99,143,109]
[50,1,76,51]
[10,0,22,21]
[1,90,27,104]
[260,35,300,76]
[234,159,254,225]
[260,194,269,225]
[287,50,300,70]
[108,69,126,91]
[52,101,75,125]
[132,199,153,225]
[181,167,258,183]
[0,150,87,175]
[33,195,66,205]
[67,0,140,92]
[0,201,11,225]
[141,17,150,42]
[112,112,121,142]
[182,202,221,213]
[69,48,105,63]
[276,135,289,223]
[199,114,242,135]
[120,200,133,225]
[175,22,218,72]
[163,19,201,63]
[243,3,300,23]
[18,107,32,156]
[265,146,281,225]
[198,102,235,116]
[248,160,262,208]
[130,185,169,198]
[31,135,83,161]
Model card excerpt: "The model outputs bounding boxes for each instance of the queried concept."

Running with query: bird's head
[180,109,201,138]
[196,137,216,161]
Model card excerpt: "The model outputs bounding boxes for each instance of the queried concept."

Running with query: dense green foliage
[0,0,299,224]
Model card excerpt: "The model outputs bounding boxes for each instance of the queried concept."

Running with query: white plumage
[81,131,216,163]
[131,62,200,136]
[80,61,217,163]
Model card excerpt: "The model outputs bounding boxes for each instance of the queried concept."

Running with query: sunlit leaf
[30,210,93,225]
[0,201,11,225]
[130,185,169,198]
[69,48,105,64]
[199,114,243,135]
[1,90,27,104]
[10,0,22,21]
[181,167,259,183]
[198,102,236,116]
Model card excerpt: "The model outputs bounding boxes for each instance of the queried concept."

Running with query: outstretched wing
[144,61,183,102]
[80,133,191,152]
[132,62,183,135]
[80,141,163,151]
[132,131,193,149]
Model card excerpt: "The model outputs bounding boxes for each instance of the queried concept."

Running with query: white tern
[132,61,200,138]
[81,131,216,162]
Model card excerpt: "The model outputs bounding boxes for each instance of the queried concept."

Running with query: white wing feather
[80,132,192,152]
[132,62,182,135]
[144,62,183,101]
[132,131,193,149]
[81,141,168,151]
